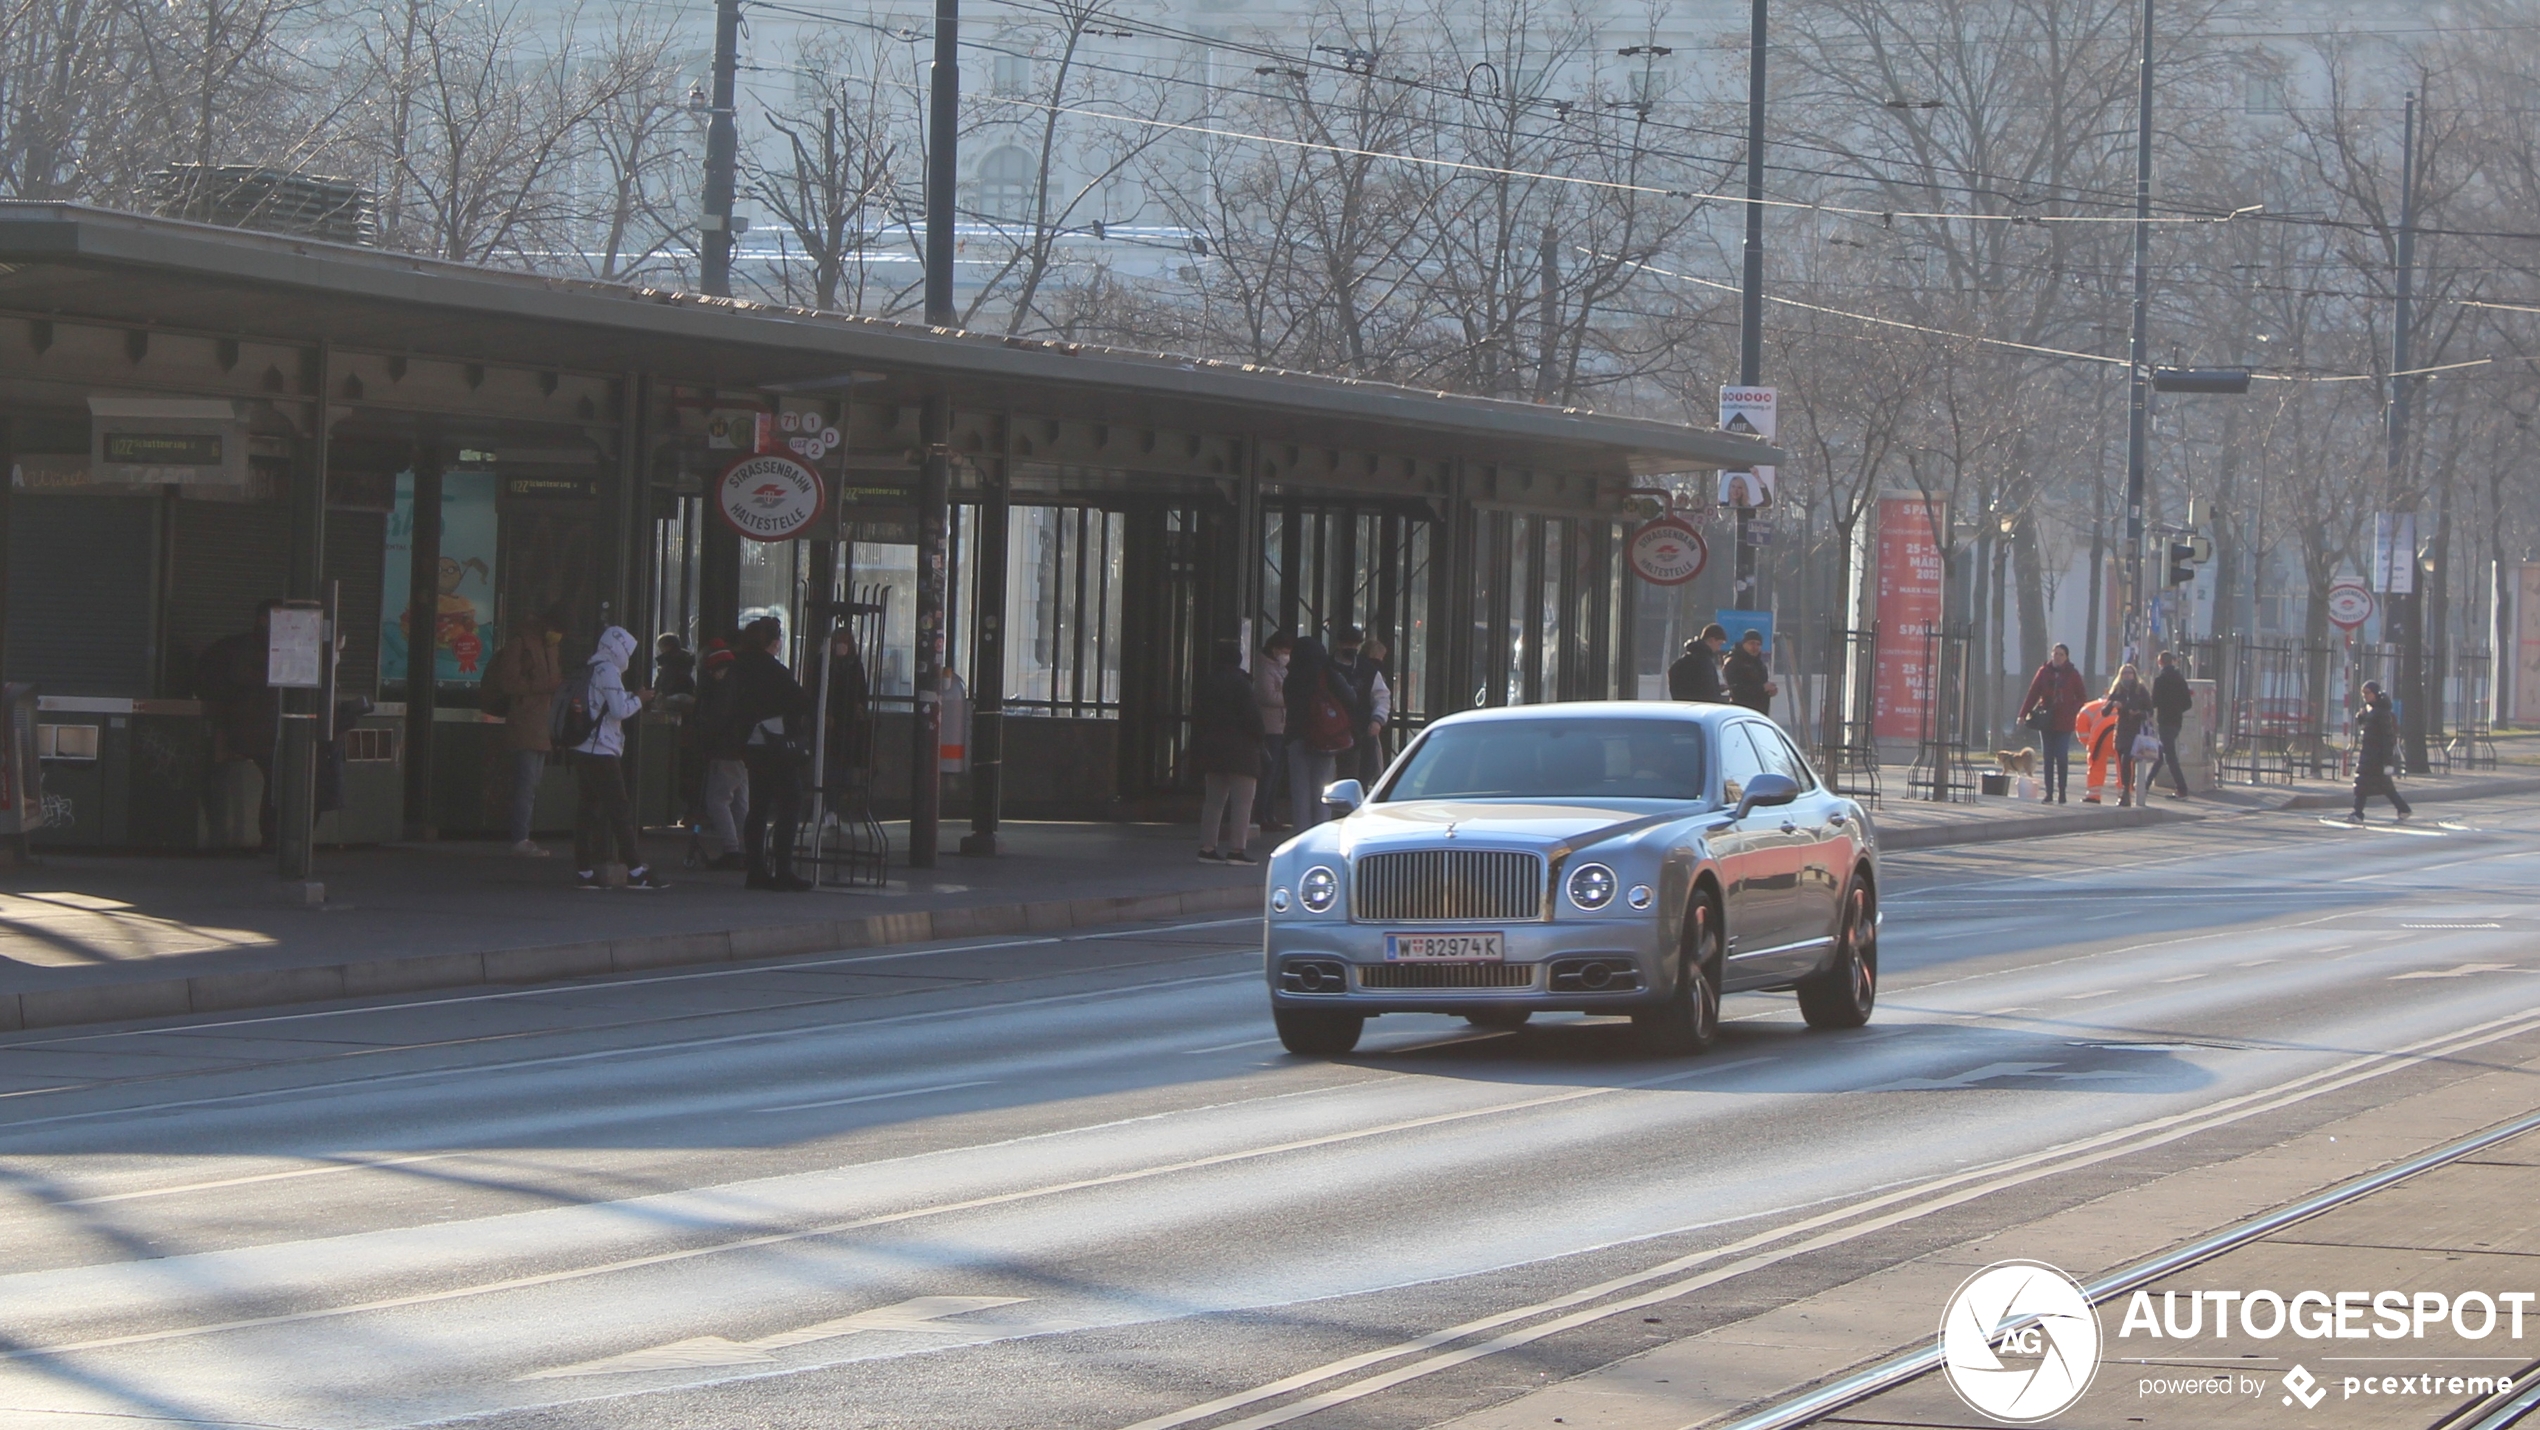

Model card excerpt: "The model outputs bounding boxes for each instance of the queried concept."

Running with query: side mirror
[1733,771,1800,822]
[1322,779,1367,812]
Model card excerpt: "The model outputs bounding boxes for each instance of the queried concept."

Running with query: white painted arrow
[521,1295,1029,1379]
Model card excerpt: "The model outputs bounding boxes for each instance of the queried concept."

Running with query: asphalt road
[2,797,2537,1430]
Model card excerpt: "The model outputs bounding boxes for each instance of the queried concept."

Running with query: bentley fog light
[1567,863,1618,911]
[1299,866,1339,913]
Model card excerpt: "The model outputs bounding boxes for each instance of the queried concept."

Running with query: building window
[2244,72,2285,114]
[977,145,1036,222]
[992,52,1033,97]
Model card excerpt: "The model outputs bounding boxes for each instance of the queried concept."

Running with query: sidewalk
[4,766,2535,1034]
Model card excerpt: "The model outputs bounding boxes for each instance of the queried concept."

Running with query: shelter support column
[961,418,1010,856]
[402,438,443,840]
[276,345,332,884]
[910,392,949,867]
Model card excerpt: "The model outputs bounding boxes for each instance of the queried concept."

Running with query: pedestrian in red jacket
[2019,644,2088,804]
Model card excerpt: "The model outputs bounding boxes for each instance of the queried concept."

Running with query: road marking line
[58,1152,459,1207]
[2155,974,2208,984]
[519,1295,1028,1379]
[0,915,1266,1048]
[753,1080,998,1114]
[1180,1038,1288,1055]
[0,971,1262,1134]
[1115,1004,2540,1430]
[2392,963,2521,980]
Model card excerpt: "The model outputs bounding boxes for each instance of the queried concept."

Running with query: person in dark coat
[1283,637,1354,831]
[2349,681,2412,823]
[731,617,812,889]
[1190,638,1265,863]
[1668,625,1727,703]
[2020,643,2088,804]
[1326,624,1381,782]
[1724,629,1777,715]
[196,600,282,848]
[2152,651,2194,798]
[694,639,749,870]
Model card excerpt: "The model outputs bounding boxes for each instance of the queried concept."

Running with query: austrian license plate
[1384,932,1505,961]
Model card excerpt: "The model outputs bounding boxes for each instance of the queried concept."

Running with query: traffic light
[2166,541,2197,587]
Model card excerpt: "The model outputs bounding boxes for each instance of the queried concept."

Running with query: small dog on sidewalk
[1993,747,2038,777]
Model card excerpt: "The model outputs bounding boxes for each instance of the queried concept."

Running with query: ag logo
[713,452,827,543]
[1939,1260,2101,1422]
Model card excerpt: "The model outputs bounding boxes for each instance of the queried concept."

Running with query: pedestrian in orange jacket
[2073,696,2119,803]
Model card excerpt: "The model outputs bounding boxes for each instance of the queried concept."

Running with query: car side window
[1716,724,1766,805]
[1753,725,1820,793]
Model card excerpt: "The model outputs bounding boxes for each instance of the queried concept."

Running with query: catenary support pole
[910,0,958,868]
[2122,0,2154,663]
[2389,92,2428,772]
[699,0,742,297]
[1733,0,1766,607]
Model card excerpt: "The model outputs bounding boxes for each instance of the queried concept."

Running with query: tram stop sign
[2326,578,2376,632]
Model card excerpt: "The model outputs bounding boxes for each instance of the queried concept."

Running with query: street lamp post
[2387,93,2428,772]
[2121,0,2154,664]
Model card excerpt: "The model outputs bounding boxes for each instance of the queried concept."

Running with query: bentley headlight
[1567,863,1618,911]
[1299,866,1340,913]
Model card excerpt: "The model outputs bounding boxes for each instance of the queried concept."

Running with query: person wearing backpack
[564,625,665,890]
[1283,636,1355,831]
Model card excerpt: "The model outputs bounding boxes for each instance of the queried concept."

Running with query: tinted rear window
[1383,718,1709,802]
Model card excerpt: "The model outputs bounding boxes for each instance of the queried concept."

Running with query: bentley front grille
[1356,962,1536,990]
[1353,849,1543,922]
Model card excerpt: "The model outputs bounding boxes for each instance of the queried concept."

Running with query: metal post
[402,444,442,839]
[280,351,332,885]
[910,0,958,868]
[961,424,1009,855]
[699,0,742,297]
[2388,93,2429,772]
[2122,0,2155,665]
[1734,0,1766,606]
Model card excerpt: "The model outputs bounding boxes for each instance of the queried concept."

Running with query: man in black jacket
[732,617,812,889]
[1668,626,1726,703]
[1724,629,1777,716]
[2151,651,2194,798]
[1326,625,1381,783]
[2349,681,2412,823]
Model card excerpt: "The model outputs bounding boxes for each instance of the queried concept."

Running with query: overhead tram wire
[674,0,2540,239]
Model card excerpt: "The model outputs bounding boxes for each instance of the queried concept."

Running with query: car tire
[1634,896,1721,1056]
[1464,1010,1532,1029]
[1797,880,1877,1030]
[1275,1008,1366,1056]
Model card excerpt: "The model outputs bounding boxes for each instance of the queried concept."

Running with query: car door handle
[1828,812,1848,827]
[1779,821,1798,834]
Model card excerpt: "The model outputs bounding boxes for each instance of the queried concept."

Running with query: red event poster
[1872,497,1946,739]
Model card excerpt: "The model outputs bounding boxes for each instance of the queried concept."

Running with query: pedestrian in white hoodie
[571,625,667,890]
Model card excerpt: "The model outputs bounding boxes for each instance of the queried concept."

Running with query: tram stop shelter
[0,202,1777,855]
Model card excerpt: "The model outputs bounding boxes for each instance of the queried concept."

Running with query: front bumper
[1265,919,1673,1015]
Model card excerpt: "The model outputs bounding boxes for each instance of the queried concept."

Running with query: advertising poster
[2517,563,2540,725]
[1872,496,1946,739]
[382,468,498,685]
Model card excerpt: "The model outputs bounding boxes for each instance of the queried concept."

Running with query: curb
[0,882,1264,1035]
[1878,803,2181,852]
[2272,774,2540,812]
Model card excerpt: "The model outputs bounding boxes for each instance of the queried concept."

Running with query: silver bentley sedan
[1262,702,1879,1056]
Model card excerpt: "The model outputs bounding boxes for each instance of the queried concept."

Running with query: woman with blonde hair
[2103,663,2155,807]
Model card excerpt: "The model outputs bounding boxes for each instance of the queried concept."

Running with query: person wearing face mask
[1253,632,1294,832]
